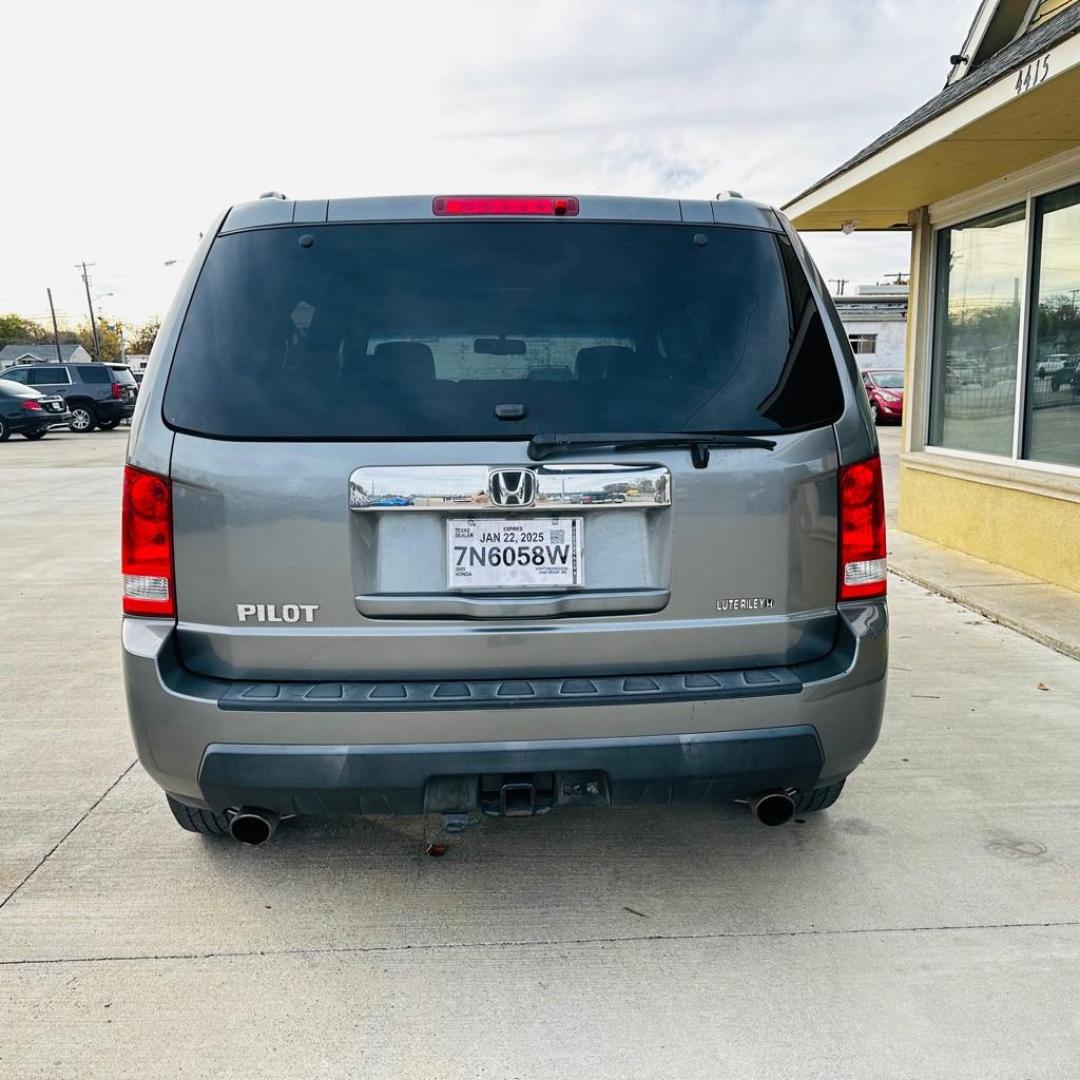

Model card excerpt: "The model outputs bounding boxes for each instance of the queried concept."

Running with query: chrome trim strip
[349,463,671,511]
[355,588,671,619]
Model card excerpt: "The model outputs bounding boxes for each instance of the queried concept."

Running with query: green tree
[125,318,161,356]
[72,320,123,362]
[0,314,50,348]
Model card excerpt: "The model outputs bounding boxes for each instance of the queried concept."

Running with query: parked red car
[861,369,904,424]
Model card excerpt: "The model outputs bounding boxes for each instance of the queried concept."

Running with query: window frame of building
[928,203,1028,458]
[848,333,878,355]
[1022,181,1080,468]
[923,149,1080,479]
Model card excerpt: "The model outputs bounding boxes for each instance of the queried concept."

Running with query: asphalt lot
[2,428,1080,1079]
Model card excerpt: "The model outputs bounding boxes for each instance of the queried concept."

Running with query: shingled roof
[0,342,89,364]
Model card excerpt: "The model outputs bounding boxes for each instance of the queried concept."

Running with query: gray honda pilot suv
[123,193,887,845]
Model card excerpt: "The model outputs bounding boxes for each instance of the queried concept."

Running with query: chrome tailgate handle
[349,464,671,511]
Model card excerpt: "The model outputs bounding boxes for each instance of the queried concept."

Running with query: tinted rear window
[77,365,111,383]
[108,365,137,384]
[165,222,843,439]
[33,367,69,384]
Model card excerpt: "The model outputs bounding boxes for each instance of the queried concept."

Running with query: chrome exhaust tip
[747,790,796,827]
[228,807,280,846]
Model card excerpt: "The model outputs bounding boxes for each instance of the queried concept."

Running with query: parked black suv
[0,362,137,432]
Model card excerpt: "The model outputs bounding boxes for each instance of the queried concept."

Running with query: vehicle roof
[219,194,783,235]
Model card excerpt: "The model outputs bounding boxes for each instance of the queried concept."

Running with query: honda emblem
[488,469,537,507]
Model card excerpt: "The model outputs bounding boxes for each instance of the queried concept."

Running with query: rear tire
[166,793,231,837]
[23,430,47,440]
[0,419,9,441]
[69,405,97,433]
[795,779,846,814]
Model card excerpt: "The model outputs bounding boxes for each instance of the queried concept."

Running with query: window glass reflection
[1024,184,1080,468]
[930,206,1026,455]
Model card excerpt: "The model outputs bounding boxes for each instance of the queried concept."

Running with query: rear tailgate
[162,211,847,682]
[108,364,138,403]
[170,430,838,681]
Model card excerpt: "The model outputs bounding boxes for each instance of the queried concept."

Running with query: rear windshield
[0,378,38,398]
[164,222,843,439]
[108,365,137,385]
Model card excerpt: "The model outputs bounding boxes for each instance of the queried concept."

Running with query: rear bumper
[124,600,888,815]
[96,400,136,421]
[198,727,824,815]
[9,411,72,433]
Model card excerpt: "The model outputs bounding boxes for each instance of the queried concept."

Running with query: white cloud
[1,0,975,322]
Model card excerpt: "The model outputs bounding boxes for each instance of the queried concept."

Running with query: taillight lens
[122,465,175,617]
[20,400,42,412]
[432,195,579,217]
[838,455,887,601]
[111,382,122,399]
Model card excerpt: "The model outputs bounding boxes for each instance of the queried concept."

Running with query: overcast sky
[2,0,975,327]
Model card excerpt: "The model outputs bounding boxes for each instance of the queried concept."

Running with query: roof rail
[259,191,288,200]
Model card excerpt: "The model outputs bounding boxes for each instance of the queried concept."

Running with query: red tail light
[433,195,579,217]
[111,382,122,399]
[122,465,175,617]
[838,455,887,601]
[20,400,42,412]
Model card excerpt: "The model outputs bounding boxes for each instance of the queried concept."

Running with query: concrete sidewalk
[878,428,1080,660]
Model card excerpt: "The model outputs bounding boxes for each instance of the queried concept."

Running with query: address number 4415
[1016,55,1050,95]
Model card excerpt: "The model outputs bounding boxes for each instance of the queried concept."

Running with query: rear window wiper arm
[527,432,776,468]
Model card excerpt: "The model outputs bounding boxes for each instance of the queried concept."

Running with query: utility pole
[882,272,909,286]
[46,288,64,363]
[76,261,102,361]
[829,278,848,296]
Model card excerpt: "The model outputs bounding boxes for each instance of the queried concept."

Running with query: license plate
[447,517,584,590]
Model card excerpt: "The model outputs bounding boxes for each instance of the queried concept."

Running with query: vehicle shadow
[187,800,866,946]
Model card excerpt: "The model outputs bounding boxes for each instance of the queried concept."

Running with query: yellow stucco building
[784,0,1080,592]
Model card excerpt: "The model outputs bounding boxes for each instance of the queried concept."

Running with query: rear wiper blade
[527,431,776,468]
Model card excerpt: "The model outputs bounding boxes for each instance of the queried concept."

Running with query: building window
[848,333,877,354]
[930,204,1026,456]
[1024,182,1080,468]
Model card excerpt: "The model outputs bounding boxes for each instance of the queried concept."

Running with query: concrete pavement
[2,430,1080,1079]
